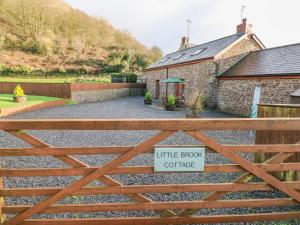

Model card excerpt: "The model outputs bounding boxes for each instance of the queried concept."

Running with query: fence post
[0,164,4,224]
[68,83,73,99]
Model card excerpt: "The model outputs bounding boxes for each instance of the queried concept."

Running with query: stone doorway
[155,80,160,99]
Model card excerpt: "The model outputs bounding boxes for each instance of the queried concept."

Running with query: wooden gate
[0,119,300,225]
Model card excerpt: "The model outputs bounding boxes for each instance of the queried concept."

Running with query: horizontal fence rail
[0,118,299,225]
[0,118,299,130]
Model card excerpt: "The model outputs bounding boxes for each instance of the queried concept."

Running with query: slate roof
[146,32,245,70]
[220,43,300,77]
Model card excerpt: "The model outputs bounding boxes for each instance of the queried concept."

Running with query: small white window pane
[159,57,170,63]
[173,53,185,60]
[191,48,206,56]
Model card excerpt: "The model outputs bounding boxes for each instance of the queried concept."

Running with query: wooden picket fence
[0,82,72,99]
[0,118,299,224]
[0,82,146,99]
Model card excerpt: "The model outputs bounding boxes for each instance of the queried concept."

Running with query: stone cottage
[144,19,300,116]
[217,43,300,115]
[144,19,265,108]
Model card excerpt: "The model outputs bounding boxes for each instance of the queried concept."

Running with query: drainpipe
[210,60,220,109]
[166,67,169,97]
[213,61,219,76]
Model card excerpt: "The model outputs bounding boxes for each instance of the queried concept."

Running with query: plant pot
[165,104,176,111]
[175,99,185,108]
[144,99,152,105]
[176,102,185,108]
[13,96,27,103]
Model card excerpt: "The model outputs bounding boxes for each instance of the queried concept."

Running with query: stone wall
[71,88,143,103]
[70,83,145,103]
[218,36,262,59]
[145,69,167,100]
[217,78,300,116]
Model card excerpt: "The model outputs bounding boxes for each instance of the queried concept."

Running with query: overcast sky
[65,0,300,54]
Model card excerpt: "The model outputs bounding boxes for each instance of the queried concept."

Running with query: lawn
[0,76,111,84]
[0,94,62,109]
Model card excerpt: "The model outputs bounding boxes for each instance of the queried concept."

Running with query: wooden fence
[0,118,299,224]
[0,82,72,99]
[255,104,300,181]
[0,82,146,99]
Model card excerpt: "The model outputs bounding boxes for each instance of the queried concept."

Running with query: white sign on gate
[154,147,205,172]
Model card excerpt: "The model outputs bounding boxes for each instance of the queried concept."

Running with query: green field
[0,77,111,84]
[0,94,62,109]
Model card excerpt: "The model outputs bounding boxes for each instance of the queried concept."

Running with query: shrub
[13,85,25,97]
[167,95,176,106]
[126,74,137,83]
[82,65,89,74]
[21,38,47,54]
[187,92,205,113]
[103,64,124,73]
[144,92,152,101]
[3,34,20,50]
[111,73,124,83]
[58,66,66,74]
[131,55,150,72]
[111,73,137,83]
[0,64,14,75]
[13,65,33,75]
[0,64,33,76]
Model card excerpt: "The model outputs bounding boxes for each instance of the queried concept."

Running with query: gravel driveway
[0,97,299,225]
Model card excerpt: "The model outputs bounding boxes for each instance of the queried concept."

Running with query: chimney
[179,36,189,50]
[236,18,253,34]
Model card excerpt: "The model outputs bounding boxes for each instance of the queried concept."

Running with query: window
[173,53,185,60]
[190,48,206,56]
[159,57,170,63]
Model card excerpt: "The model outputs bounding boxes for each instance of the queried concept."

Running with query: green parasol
[161,77,185,83]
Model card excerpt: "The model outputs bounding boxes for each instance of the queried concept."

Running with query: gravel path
[0,97,299,225]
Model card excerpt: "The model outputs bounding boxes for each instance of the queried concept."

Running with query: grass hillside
[0,0,162,76]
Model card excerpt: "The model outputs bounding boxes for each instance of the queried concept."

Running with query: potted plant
[13,84,26,103]
[144,92,152,105]
[165,95,176,111]
[175,97,185,108]
[186,92,205,118]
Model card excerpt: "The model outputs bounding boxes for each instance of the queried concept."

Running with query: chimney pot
[236,18,252,34]
[181,37,189,45]
[179,36,189,50]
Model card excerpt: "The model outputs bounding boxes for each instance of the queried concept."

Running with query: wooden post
[0,164,5,224]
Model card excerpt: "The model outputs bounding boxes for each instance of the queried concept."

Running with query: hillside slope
[0,0,161,73]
